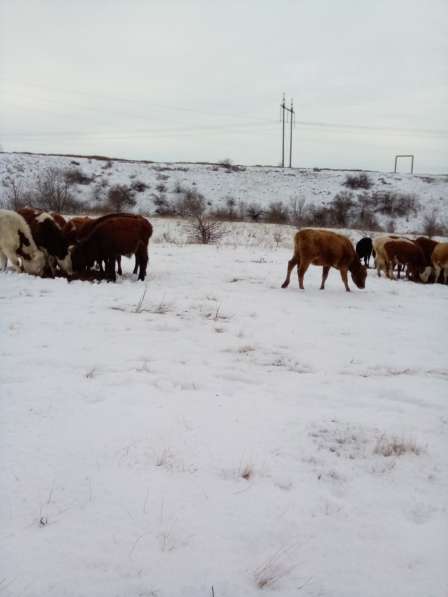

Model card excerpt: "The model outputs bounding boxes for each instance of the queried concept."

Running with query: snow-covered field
[1,230,447,597]
[1,152,447,233]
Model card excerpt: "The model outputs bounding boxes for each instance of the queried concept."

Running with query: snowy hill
[0,151,447,233]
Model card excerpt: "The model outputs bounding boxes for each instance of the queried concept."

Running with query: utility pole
[280,94,295,167]
[289,98,294,168]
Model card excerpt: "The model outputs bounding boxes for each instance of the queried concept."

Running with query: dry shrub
[422,209,446,237]
[344,173,372,190]
[106,184,136,212]
[264,201,289,224]
[0,178,33,209]
[64,167,93,185]
[131,180,148,193]
[186,216,226,244]
[34,167,80,212]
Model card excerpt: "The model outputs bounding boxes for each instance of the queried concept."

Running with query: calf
[0,209,46,275]
[281,228,367,292]
[70,215,153,281]
[372,235,414,278]
[383,240,426,281]
[356,237,373,267]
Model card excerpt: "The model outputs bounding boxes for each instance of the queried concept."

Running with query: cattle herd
[0,207,447,290]
[0,208,152,282]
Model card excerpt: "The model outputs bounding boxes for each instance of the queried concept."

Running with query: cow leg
[133,255,139,275]
[320,266,330,290]
[105,258,116,282]
[138,254,148,281]
[281,255,298,288]
[0,249,7,270]
[136,245,148,281]
[340,267,351,292]
[4,249,21,272]
[298,261,310,290]
[396,263,402,279]
[116,257,122,276]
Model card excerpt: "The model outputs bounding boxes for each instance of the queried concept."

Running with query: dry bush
[422,209,446,237]
[106,184,136,212]
[212,196,239,221]
[156,182,167,193]
[34,167,80,212]
[289,196,307,227]
[264,201,289,224]
[131,180,148,193]
[329,191,355,226]
[217,158,244,172]
[152,193,176,216]
[368,191,419,218]
[374,435,424,457]
[64,167,93,185]
[246,202,264,222]
[175,189,206,217]
[343,173,372,190]
[186,216,226,244]
[0,178,33,209]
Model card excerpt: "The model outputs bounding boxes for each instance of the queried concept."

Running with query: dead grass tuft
[374,435,424,457]
[253,545,297,590]
[239,463,254,481]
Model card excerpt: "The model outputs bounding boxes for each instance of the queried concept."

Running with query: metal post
[289,99,294,168]
[281,94,285,168]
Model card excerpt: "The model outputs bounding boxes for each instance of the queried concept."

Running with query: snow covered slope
[1,238,447,597]
[1,152,447,233]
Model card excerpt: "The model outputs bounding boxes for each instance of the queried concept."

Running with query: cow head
[69,243,89,273]
[21,248,46,276]
[349,257,367,289]
[57,253,73,275]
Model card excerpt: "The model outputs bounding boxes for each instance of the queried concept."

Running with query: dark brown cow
[70,215,153,281]
[414,237,438,266]
[281,228,367,292]
[17,208,72,275]
[383,240,426,281]
[65,214,141,274]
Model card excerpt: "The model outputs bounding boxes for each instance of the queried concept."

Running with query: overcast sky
[1,0,447,173]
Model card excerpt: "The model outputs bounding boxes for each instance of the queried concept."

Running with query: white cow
[0,209,46,275]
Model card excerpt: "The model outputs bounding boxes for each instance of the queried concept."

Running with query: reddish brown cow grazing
[281,228,367,292]
[70,215,153,281]
[383,240,426,281]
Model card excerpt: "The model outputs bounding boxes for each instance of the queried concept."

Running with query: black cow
[356,237,373,268]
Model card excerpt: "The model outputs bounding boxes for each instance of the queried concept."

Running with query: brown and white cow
[17,208,72,275]
[372,235,414,278]
[383,240,426,281]
[281,228,367,292]
[0,209,46,275]
[70,215,153,281]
